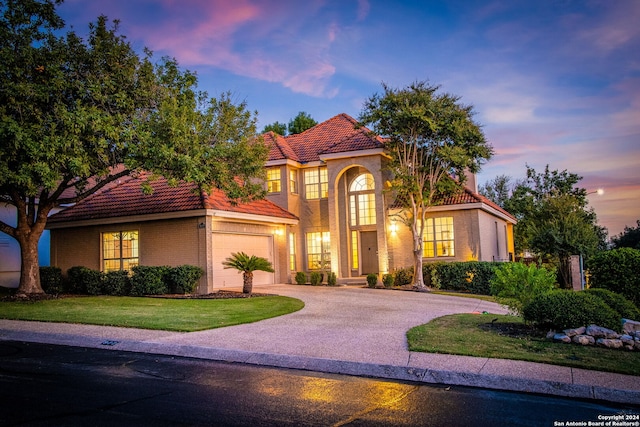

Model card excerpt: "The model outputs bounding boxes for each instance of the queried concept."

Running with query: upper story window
[423,217,455,257]
[289,170,298,194]
[267,168,281,193]
[304,167,328,199]
[349,173,376,226]
[103,230,139,272]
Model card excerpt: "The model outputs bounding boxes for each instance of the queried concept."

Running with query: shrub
[295,271,307,285]
[103,270,131,296]
[490,262,557,316]
[309,271,322,286]
[327,271,337,286]
[66,266,103,295]
[366,273,378,288]
[585,288,640,321]
[166,265,203,294]
[393,267,413,286]
[431,261,501,295]
[382,273,394,288]
[39,266,63,295]
[523,290,621,331]
[130,266,168,296]
[588,248,640,306]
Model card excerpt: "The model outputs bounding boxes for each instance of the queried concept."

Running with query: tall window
[304,167,328,199]
[289,232,296,271]
[267,167,281,193]
[349,173,376,226]
[351,230,359,269]
[306,231,330,270]
[103,231,139,272]
[289,170,298,194]
[423,217,455,257]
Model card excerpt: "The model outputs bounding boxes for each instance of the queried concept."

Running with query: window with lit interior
[422,217,455,257]
[267,168,281,193]
[349,173,376,226]
[306,231,330,270]
[304,167,328,199]
[103,231,139,272]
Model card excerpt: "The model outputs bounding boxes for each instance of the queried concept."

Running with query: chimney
[463,169,478,193]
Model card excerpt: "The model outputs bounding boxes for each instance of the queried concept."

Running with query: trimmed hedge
[66,266,102,295]
[366,273,378,288]
[584,288,640,321]
[309,271,322,286]
[295,272,307,285]
[130,266,168,296]
[40,266,63,295]
[523,290,621,331]
[103,270,131,296]
[166,265,203,294]
[588,248,640,307]
[431,261,502,295]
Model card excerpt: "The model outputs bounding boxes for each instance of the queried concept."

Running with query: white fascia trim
[47,208,298,229]
[389,203,516,224]
[208,210,298,225]
[46,209,210,229]
[319,148,386,161]
[265,159,301,168]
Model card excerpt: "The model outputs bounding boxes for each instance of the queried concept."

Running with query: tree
[492,165,607,287]
[611,220,640,250]
[287,111,317,134]
[262,121,288,136]
[479,174,517,209]
[0,0,267,296]
[222,252,274,295]
[359,81,493,289]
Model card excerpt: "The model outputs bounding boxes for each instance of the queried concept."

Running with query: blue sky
[58,0,640,237]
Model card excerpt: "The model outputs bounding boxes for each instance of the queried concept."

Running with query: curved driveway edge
[1,284,639,405]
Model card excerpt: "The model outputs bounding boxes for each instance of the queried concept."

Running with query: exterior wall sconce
[198,222,206,229]
[389,222,398,234]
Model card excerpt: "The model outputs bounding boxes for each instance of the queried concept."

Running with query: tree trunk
[17,232,44,295]
[242,271,253,295]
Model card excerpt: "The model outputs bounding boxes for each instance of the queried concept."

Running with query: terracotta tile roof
[436,187,516,221]
[265,113,385,163]
[48,172,298,224]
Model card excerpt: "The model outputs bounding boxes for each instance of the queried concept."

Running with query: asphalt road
[0,341,638,426]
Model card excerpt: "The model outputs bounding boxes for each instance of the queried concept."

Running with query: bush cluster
[523,290,621,331]
[326,271,337,286]
[57,265,202,296]
[39,266,63,294]
[431,261,502,295]
[490,262,557,316]
[588,248,640,307]
[294,271,307,285]
[584,288,640,320]
[309,271,322,286]
[366,273,378,288]
[382,273,394,288]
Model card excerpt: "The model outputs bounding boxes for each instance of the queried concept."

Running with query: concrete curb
[4,331,639,406]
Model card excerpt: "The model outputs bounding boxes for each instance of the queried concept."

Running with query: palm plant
[222,252,274,294]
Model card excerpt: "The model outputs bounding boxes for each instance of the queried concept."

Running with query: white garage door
[212,233,274,288]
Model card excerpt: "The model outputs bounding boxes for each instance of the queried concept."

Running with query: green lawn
[0,295,304,332]
[407,313,640,376]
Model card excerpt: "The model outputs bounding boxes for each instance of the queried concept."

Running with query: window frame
[266,167,282,193]
[422,217,455,258]
[289,169,298,194]
[102,230,139,272]
[304,167,328,200]
[349,173,376,226]
[305,231,330,270]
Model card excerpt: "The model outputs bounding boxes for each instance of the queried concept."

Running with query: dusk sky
[57,0,639,237]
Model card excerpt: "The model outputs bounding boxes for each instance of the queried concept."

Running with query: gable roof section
[47,172,298,225]
[265,113,385,163]
[440,187,517,222]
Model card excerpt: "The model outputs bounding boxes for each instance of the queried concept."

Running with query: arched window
[349,173,376,226]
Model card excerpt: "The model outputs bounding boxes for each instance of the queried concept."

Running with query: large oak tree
[0,0,267,295]
[359,81,492,289]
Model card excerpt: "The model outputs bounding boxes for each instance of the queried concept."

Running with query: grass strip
[0,295,304,332]
[407,313,640,376]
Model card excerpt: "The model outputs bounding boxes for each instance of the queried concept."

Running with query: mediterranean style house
[45,113,516,293]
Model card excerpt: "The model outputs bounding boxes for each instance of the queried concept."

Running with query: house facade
[263,113,516,283]
[46,113,515,293]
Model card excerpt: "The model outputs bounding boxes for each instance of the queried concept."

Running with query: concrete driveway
[154,284,508,365]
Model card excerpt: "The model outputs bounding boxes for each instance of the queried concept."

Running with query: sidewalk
[1,284,639,405]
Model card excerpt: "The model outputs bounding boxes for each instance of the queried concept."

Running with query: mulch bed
[478,320,546,339]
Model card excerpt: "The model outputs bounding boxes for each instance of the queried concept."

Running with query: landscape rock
[572,335,595,345]
[553,333,571,344]
[563,326,586,337]
[586,324,619,339]
[621,335,635,346]
[596,338,623,349]
[622,318,640,335]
